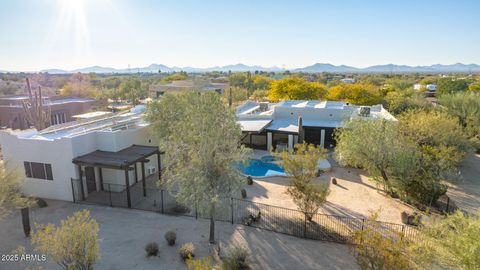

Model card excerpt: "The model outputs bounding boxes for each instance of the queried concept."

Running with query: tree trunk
[21,207,31,237]
[209,206,216,244]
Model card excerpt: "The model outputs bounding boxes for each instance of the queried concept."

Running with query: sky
[0,0,479,71]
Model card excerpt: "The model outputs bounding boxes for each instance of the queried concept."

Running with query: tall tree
[31,210,100,270]
[146,92,249,243]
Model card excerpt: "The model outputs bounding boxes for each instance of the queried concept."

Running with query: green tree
[326,83,382,105]
[438,92,480,145]
[31,210,100,270]
[420,211,480,269]
[437,78,470,96]
[335,120,408,192]
[335,119,449,206]
[119,77,147,105]
[145,92,249,243]
[276,143,329,221]
[384,90,431,115]
[268,76,327,101]
[399,110,471,154]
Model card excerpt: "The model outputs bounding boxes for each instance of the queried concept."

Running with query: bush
[165,231,176,246]
[222,244,250,270]
[179,243,195,261]
[36,198,48,208]
[241,188,247,198]
[145,242,159,257]
[246,176,253,185]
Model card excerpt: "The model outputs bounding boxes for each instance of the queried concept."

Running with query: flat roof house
[0,106,162,206]
[237,100,396,151]
[0,95,96,130]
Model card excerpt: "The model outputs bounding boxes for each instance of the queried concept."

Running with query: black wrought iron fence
[71,178,417,244]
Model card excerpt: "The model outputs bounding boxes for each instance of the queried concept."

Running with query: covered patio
[72,144,164,208]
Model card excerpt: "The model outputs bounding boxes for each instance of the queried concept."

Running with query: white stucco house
[0,106,162,204]
[236,100,396,152]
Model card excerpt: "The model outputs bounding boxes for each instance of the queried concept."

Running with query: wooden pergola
[72,144,164,208]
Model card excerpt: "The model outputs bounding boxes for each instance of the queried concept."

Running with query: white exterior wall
[273,106,352,122]
[0,125,161,202]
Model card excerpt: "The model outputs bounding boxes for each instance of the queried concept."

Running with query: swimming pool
[236,157,286,177]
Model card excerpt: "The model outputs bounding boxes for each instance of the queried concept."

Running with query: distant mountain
[5,62,480,74]
[295,63,480,73]
[294,63,359,73]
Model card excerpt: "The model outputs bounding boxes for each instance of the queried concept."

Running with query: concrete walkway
[0,200,357,270]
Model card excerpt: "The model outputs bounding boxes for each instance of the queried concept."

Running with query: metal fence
[71,178,417,244]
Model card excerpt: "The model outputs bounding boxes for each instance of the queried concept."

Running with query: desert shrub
[172,204,190,214]
[222,244,250,270]
[179,243,195,261]
[145,242,159,257]
[246,176,253,185]
[187,256,214,270]
[36,198,48,208]
[241,189,247,198]
[165,231,176,246]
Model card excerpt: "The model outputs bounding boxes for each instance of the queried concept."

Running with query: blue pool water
[236,158,286,177]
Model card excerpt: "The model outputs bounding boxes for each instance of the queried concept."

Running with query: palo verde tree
[146,91,250,243]
[276,143,329,221]
[31,209,100,270]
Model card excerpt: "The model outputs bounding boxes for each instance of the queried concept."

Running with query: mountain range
[4,63,480,74]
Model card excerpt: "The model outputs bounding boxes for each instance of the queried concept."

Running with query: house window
[23,161,53,180]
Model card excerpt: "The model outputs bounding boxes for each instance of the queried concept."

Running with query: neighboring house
[150,80,228,98]
[413,83,423,90]
[0,95,96,130]
[236,100,396,151]
[340,78,356,83]
[0,106,162,202]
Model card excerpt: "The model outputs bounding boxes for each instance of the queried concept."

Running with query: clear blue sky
[1,0,479,71]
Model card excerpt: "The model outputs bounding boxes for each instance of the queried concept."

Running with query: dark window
[31,162,46,179]
[24,161,53,180]
[24,162,32,177]
[45,164,53,180]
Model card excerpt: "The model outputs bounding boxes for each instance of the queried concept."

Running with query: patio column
[77,164,85,200]
[141,161,146,197]
[157,152,162,181]
[320,129,325,148]
[288,134,293,152]
[267,132,272,152]
[98,167,104,191]
[125,168,131,208]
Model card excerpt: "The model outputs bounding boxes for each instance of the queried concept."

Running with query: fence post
[303,214,307,238]
[108,184,113,207]
[231,197,234,224]
[161,189,164,214]
[195,204,198,219]
[401,225,406,240]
